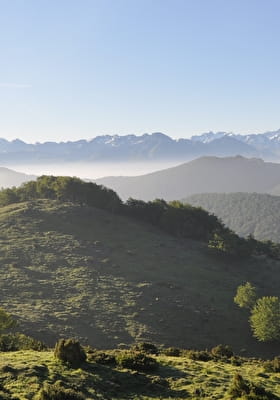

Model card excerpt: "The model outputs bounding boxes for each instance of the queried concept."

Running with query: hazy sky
[0,0,279,143]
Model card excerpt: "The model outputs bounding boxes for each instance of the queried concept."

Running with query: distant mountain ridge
[1,129,280,162]
[0,167,35,188]
[95,156,280,200]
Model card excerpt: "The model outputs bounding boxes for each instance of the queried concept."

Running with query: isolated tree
[250,296,280,341]
[234,282,257,309]
[0,308,16,333]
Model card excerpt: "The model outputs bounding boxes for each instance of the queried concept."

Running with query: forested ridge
[185,192,280,243]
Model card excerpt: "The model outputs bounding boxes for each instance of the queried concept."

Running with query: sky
[0,0,280,143]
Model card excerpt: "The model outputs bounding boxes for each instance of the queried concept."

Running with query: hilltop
[95,156,280,200]
[0,198,279,357]
[184,192,280,243]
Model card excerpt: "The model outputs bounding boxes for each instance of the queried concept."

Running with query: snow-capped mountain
[0,129,280,163]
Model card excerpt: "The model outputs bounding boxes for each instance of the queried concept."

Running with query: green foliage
[0,308,16,333]
[54,339,86,367]
[36,382,85,400]
[0,176,122,213]
[250,297,280,342]
[234,282,257,309]
[0,333,46,351]
[227,373,276,399]
[86,349,116,365]
[131,342,159,355]
[185,192,280,244]
[208,230,252,258]
[162,347,181,356]
[184,349,212,362]
[263,357,280,373]
[211,344,234,358]
[115,351,158,372]
[124,198,223,242]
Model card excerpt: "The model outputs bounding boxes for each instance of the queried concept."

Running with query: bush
[131,342,159,355]
[263,356,280,372]
[234,282,257,309]
[211,344,233,358]
[115,351,158,372]
[184,350,212,362]
[0,333,46,352]
[227,373,275,399]
[162,347,181,356]
[87,349,116,365]
[54,339,86,367]
[36,382,85,400]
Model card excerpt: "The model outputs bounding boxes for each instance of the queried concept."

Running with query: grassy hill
[0,199,280,358]
[95,156,280,200]
[184,192,280,243]
[0,348,280,399]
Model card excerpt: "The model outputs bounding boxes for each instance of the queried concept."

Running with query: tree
[0,308,16,333]
[250,296,280,341]
[234,282,257,309]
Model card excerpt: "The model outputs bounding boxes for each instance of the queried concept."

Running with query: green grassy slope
[0,199,279,357]
[0,349,280,400]
[184,192,280,242]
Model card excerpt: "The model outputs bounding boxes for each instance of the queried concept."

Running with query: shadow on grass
[79,361,190,399]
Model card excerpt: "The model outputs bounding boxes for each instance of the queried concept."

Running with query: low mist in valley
[5,161,180,180]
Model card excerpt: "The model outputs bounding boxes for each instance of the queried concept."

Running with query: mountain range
[1,129,280,163]
[95,156,280,201]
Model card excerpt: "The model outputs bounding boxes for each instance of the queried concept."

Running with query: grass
[0,349,279,399]
[0,199,279,357]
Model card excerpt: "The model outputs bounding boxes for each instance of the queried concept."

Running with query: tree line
[0,175,279,259]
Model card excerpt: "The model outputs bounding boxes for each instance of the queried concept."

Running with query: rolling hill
[0,167,35,188]
[95,156,280,201]
[0,198,280,358]
[184,192,280,243]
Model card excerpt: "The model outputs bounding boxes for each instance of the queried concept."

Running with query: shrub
[227,373,274,399]
[36,382,85,400]
[211,344,233,358]
[263,356,280,372]
[184,350,212,362]
[54,339,86,367]
[234,282,257,309]
[131,342,159,355]
[115,351,158,372]
[87,350,116,365]
[162,347,181,356]
[0,333,46,352]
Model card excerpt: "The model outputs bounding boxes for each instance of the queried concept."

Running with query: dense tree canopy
[250,297,280,342]
[234,282,257,309]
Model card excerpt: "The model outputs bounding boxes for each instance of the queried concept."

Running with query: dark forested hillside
[184,192,280,243]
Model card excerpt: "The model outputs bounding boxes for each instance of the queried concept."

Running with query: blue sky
[0,0,279,142]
